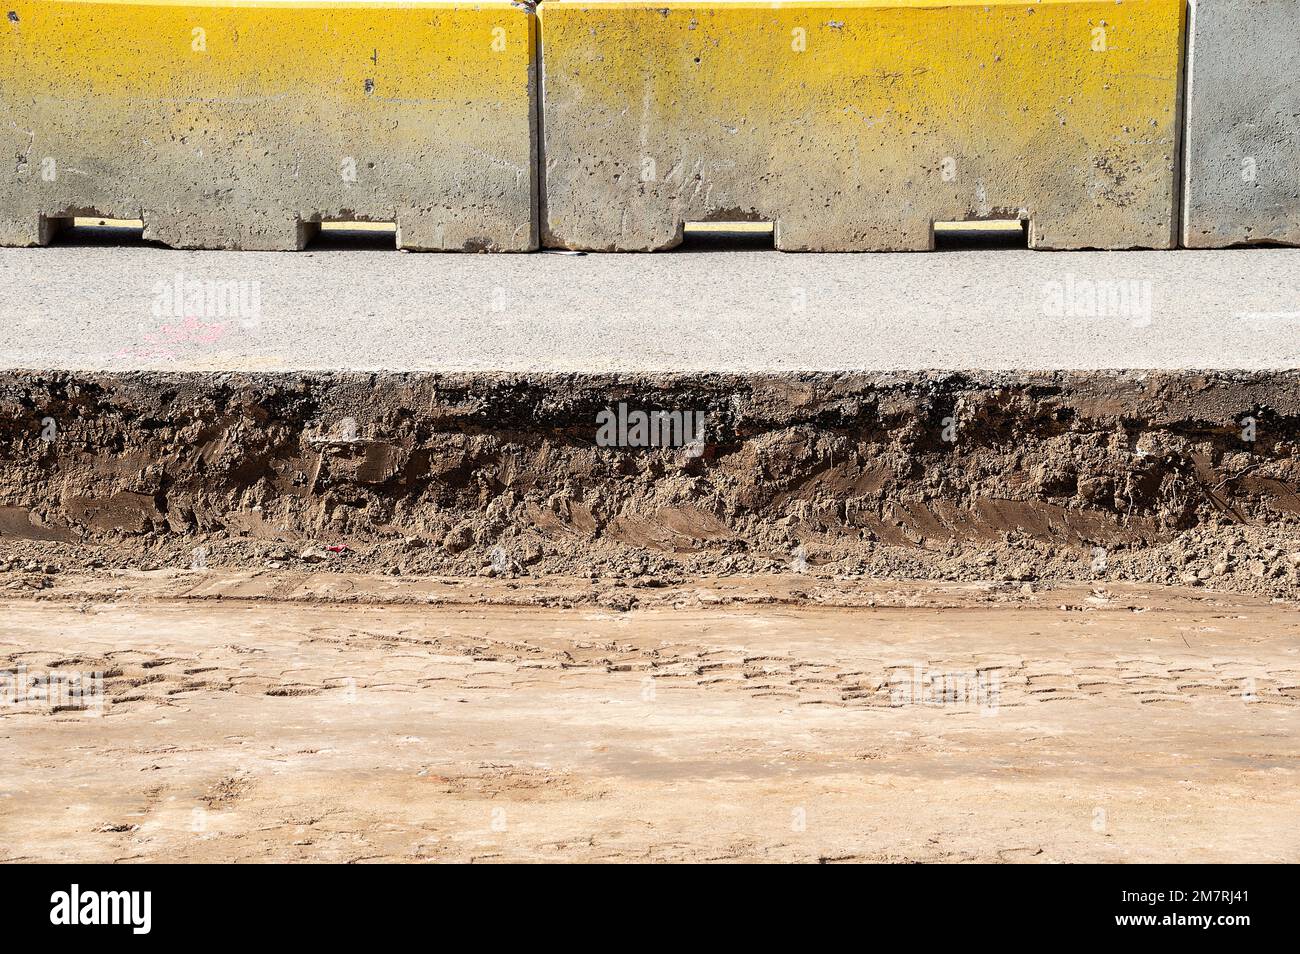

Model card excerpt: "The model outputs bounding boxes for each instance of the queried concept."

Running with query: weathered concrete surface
[539,0,1185,251]
[1182,0,1300,248]
[0,1,537,251]
[4,243,1300,371]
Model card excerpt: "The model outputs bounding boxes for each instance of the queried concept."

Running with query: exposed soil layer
[1,371,1299,598]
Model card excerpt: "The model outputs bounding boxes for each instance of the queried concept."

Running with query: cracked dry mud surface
[2,572,1297,863]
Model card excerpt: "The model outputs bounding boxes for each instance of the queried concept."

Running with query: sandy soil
[2,571,1297,863]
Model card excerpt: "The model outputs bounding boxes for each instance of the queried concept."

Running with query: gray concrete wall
[1182,0,1300,248]
[0,2,537,251]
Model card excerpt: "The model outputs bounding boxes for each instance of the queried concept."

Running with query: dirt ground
[2,570,1296,863]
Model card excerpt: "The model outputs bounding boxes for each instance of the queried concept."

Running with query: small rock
[299,549,326,563]
[442,526,474,554]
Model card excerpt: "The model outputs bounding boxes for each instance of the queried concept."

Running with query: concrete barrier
[0,1,537,250]
[1182,0,1300,248]
[539,0,1185,251]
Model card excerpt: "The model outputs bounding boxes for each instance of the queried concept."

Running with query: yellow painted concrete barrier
[539,0,1185,251]
[1,0,537,250]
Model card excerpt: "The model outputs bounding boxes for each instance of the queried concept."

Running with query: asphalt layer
[2,230,1298,371]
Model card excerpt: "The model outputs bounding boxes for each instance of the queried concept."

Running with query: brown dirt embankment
[1,371,1298,598]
